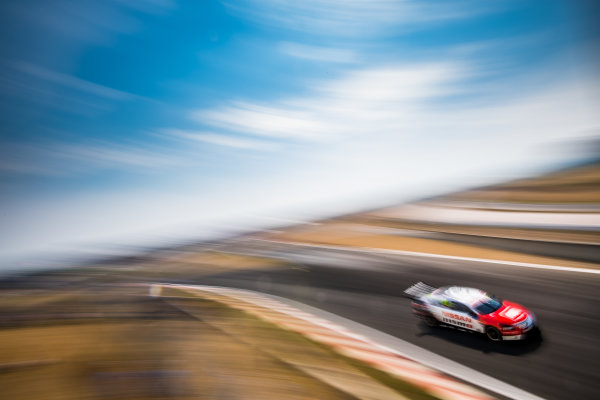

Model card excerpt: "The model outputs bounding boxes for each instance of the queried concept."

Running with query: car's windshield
[474,297,502,314]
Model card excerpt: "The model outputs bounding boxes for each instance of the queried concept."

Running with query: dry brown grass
[0,287,425,400]
[449,187,600,203]
[164,291,436,400]
[121,251,287,280]
[448,164,600,203]
[348,217,600,245]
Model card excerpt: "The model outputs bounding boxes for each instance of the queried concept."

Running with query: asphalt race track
[196,243,600,400]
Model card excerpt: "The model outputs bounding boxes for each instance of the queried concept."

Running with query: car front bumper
[502,326,539,340]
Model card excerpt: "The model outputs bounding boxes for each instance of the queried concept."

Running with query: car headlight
[514,315,533,329]
[500,324,517,331]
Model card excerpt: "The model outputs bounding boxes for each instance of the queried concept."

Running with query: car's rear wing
[404,282,436,299]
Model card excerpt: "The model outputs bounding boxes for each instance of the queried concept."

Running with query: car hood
[489,301,530,324]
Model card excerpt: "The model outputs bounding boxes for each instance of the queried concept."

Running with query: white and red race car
[405,282,538,341]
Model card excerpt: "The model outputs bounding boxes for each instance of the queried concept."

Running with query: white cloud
[316,64,462,101]
[15,62,136,100]
[224,0,492,36]
[165,129,280,151]
[20,0,176,46]
[57,142,183,168]
[183,58,600,215]
[279,42,358,63]
[191,63,464,142]
[0,127,279,178]
[0,140,185,176]
[0,62,143,117]
[8,61,595,182]
[192,102,331,142]
[191,57,599,152]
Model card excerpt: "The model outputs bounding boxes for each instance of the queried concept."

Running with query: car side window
[454,302,477,317]
[453,302,469,313]
[440,299,456,309]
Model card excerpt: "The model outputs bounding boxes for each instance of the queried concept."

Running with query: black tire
[485,326,502,342]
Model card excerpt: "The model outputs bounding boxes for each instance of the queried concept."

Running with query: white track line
[259,239,600,275]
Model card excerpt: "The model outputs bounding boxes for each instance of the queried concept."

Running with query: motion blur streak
[1,1,599,400]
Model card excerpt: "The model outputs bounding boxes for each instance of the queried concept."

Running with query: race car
[405,282,538,341]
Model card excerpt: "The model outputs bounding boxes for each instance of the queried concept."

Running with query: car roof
[440,286,489,306]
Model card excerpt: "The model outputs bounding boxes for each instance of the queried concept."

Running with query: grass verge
[163,287,443,400]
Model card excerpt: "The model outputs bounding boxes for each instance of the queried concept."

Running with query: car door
[460,303,484,333]
[439,300,481,332]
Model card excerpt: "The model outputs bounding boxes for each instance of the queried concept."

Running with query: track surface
[196,243,600,400]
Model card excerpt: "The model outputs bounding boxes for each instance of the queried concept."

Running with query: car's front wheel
[485,326,502,341]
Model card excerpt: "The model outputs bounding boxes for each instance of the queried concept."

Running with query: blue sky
[0,0,599,269]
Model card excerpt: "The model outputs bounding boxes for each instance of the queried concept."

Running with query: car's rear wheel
[423,315,439,327]
[485,326,502,341]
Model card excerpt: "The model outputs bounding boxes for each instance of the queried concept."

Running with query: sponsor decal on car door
[440,310,482,331]
[430,301,483,332]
